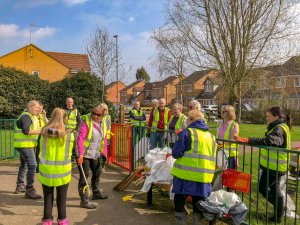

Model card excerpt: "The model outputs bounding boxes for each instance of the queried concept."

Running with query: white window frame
[276,77,286,88]
[294,76,300,87]
[187,85,193,93]
[204,80,214,92]
[120,91,126,97]
[32,70,40,78]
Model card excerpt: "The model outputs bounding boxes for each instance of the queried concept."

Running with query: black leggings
[174,194,205,213]
[42,183,69,220]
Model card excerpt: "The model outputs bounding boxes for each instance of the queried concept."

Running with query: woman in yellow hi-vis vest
[167,103,187,147]
[235,106,291,223]
[14,100,42,199]
[216,105,239,169]
[171,110,217,225]
[38,108,74,225]
[76,105,108,209]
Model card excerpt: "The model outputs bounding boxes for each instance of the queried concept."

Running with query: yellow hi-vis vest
[171,128,217,183]
[130,108,145,126]
[66,108,78,129]
[260,123,291,172]
[103,114,111,140]
[216,120,239,157]
[38,114,47,128]
[151,107,170,130]
[14,112,39,148]
[38,132,74,187]
[168,114,187,131]
[81,114,105,153]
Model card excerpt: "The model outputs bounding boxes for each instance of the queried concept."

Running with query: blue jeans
[16,148,37,189]
[149,132,165,149]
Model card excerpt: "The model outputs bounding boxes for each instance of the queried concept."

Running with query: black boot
[91,177,108,200]
[78,184,97,209]
[92,190,108,200]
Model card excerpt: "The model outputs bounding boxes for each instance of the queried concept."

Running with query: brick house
[0,44,91,82]
[142,76,182,105]
[119,80,145,105]
[106,81,126,104]
[176,70,218,106]
[243,57,300,110]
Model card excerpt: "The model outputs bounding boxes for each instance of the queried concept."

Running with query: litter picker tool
[79,164,91,196]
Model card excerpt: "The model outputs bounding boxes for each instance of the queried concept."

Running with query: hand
[175,129,182,135]
[163,132,168,140]
[234,135,249,143]
[77,155,83,165]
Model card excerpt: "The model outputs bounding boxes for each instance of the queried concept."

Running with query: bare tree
[165,0,300,107]
[150,26,195,78]
[85,26,115,101]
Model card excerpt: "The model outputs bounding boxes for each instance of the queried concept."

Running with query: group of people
[14,95,292,225]
[14,98,110,225]
[129,98,291,224]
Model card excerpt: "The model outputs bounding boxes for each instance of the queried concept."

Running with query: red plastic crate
[222,169,251,193]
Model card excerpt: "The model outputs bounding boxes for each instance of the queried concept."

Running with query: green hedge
[0,66,113,118]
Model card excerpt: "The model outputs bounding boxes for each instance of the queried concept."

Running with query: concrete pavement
[0,162,175,225]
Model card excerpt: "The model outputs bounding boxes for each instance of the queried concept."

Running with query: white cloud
[0,23,58,40]
[128,16,135,22]
[62,0,89,6]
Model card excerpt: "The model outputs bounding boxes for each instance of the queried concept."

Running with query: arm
[248,126,286,147]
[76,121,89,156]
[18,115,40,135]
[172,129,191,159]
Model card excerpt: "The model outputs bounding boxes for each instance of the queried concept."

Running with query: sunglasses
[92,111,102,117]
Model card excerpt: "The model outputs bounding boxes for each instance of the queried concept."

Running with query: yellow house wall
[0,45,69,82]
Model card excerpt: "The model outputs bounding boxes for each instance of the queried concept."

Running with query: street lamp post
[113,34,119,122]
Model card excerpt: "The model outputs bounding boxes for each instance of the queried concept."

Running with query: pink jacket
[77,121,89,156]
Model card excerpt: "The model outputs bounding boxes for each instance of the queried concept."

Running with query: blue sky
[0,0,166,84]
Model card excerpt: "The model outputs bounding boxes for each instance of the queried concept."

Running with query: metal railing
[0,119,16,159]
[110,124,300,225]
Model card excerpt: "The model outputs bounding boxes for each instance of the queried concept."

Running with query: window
[32,71,40,78]
[294,76,300,87]
[187,85,193,92]
[204,80,214,92]
[120,92,126,97]
[257,77,268,90]
[159,88,163,95]
[276,77,286,88]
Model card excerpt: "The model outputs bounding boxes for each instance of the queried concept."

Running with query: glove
[234,136,249,143]
[77,155,83,165]
[175,129,182,135]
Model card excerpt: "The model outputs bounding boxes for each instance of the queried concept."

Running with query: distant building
[0,44,91,82]
[106,81,126,104]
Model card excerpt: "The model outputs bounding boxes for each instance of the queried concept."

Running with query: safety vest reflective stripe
[172,164,215,174]
[152,107,169,130]
[216,121,239,157]
[39,171,71,179]
[66,109,78,129]
[14,112,39,148]
[260,123,291,171]
[130,109,145,126]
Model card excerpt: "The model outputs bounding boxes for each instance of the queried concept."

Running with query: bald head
[66,98,74,109]
[158,98,166,110]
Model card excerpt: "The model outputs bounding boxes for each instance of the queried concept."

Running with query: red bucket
[222,169,251,193]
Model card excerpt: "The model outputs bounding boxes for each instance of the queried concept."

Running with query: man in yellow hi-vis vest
[130,100,146,143]
[65,97,81,131]
[148,98,171,149]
